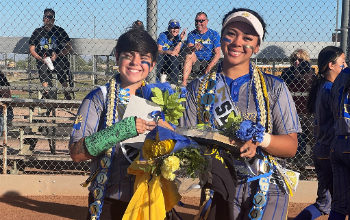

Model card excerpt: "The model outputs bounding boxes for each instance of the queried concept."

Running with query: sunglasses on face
[44,15,55,19]
[170,27,180,30]
[195,19,206,23]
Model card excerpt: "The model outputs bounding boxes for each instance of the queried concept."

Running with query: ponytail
[306,74,327,113]
[306,46,344,114]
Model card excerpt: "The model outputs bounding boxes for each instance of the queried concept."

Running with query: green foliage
[220,111,243,139]
[151,87,186,125]
[151,87,165,106]
[174,148,207,179]
[16,60,27,70]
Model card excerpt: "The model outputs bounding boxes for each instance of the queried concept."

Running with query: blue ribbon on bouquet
[149,110,165,121]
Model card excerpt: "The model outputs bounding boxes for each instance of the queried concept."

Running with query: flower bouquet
[141,82,187,126]
[122,126,207,220]
[219,111,265,144]
[122,83,208,220]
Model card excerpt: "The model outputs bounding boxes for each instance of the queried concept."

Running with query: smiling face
[221,21,260,68]
[331,53,347,75]
[169,27,180,37]
[195,14,208,33]
[116,51,155,88]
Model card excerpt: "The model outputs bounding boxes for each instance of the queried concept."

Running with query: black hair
[306,46,344,113]
[221,8,267,45]
[44,8,55,17]
[116,28,157,62]
[131,20,145,30]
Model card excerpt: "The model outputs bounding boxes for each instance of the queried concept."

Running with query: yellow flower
[142,139,157,160]
[161,169,176,181]
[161,155,180,172]
[151,140,175,158]
[142,139,175,159]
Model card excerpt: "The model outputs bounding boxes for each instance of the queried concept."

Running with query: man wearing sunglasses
[29,8,72,100]
[156,19,187,85]
[182,12,221,86]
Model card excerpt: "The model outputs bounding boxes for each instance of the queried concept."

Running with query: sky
[0,0,341,59]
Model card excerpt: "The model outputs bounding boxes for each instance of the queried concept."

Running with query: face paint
[243,45,254,50]
[222,37,231,43]
[341,64,345,70]
[141,61,151,69]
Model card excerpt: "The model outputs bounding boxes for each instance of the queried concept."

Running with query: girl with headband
[180,8,301,220]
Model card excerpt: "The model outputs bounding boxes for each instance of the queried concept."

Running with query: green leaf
[163,90,169,106]
[175,105,185,112]
[151,87,163,98]
[176,98,186,103]
[167,102,180,109]
[169,118,179,125]
[151,96,165,106]
[165,115,170,122]
[151,88,165,106]
[168,93,179,102]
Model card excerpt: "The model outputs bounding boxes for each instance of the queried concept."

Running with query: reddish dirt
[0,195,345,220]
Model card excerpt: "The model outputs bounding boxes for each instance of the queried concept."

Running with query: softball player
[68,28,159,220]
[295,46,346,220]
[180,8,301,220]
[329,65,350,220]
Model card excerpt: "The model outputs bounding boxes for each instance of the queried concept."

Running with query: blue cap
[168,19,180,28]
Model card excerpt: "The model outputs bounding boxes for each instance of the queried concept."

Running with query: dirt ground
[0,195,339,220]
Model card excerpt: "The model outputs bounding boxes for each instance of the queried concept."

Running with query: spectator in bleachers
[156,19,187,85]
[280,49,314,163]
[182,12,221,86]
[281,49,313,88]
[29,8,72,100]
[131,20,145,30]
[0,71,13,136]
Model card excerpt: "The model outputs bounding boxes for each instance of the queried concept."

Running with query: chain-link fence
[0,0,341,180]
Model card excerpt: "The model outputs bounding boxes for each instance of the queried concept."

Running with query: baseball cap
[222,11,264,43]
[168,19,181,29]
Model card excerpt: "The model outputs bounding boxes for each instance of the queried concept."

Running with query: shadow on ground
[0,191,86,220]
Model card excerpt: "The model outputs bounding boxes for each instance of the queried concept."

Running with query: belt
[336,135,350,139]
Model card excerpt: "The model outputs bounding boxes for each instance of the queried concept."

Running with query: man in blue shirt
[156,19,186,85]
[182,12,221,86]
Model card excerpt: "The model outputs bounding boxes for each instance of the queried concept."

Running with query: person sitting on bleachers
[156,19,186,85]
[182,12,221,86]
[0,70,13,136]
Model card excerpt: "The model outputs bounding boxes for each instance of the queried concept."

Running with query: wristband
[259,133,271,148]
[85,116,138,156]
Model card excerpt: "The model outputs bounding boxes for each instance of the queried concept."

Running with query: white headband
[222,11,264,43]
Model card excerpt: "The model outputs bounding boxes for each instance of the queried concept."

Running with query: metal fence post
[147,0,158,84]
[341,0,349,59]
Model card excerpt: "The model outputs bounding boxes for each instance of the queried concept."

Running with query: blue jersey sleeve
[70,88,105,144]
[157,32,167,46]
[187,31,196,45]
[269,78,301,135]
[213,30,221,48]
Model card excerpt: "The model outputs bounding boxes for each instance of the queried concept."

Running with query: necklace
[89,73,145,220]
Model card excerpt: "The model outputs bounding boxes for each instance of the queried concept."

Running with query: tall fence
[0,0,345,180]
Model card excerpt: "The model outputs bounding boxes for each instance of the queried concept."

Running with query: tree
[16,60,27,70]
